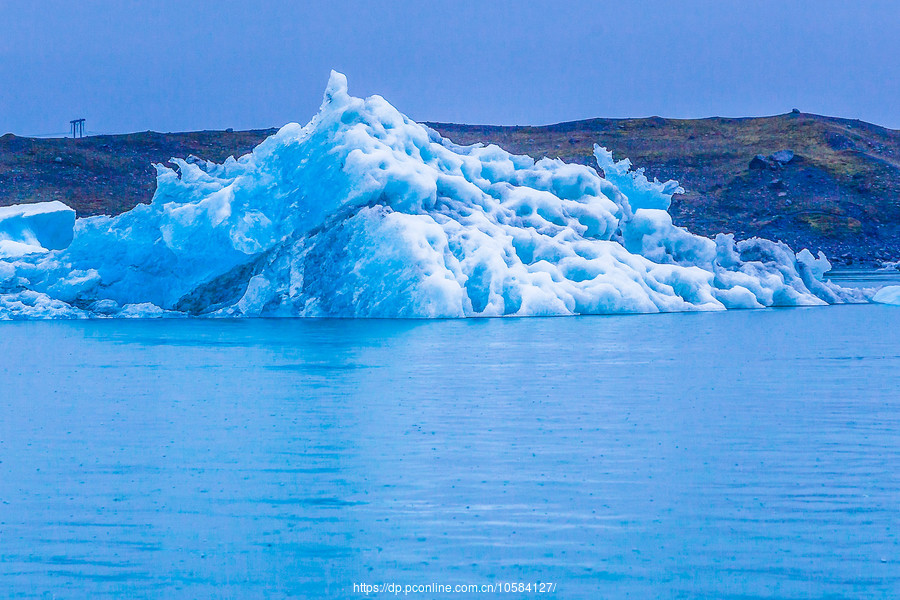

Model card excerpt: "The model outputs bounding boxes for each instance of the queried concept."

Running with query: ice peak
[323,70,350,107]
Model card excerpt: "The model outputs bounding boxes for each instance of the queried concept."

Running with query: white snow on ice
[0,72,876,318]
[0,201,75,259]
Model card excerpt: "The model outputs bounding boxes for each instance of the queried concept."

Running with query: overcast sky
[2,0,898,136]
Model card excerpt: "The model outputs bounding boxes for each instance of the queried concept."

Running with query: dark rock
[770,150,794,164]
[175,253,268,315]
[750,154,774,170]
[826,132,856,151]
[791,108,801,114]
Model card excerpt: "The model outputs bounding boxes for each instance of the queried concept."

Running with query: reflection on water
[826,267,900,289]
[1,305,899,599]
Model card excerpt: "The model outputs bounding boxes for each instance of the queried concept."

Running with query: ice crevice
[0,71,882,318]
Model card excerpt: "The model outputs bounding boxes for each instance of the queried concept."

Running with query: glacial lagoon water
[1,302,899,599]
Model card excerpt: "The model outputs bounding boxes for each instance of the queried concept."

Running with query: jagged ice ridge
[0,72,890,319]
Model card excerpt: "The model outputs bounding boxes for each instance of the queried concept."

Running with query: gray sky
[2,0,898,136]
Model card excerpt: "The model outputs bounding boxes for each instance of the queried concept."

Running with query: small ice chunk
[873,286,900,305]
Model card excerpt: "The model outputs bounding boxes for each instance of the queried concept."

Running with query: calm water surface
[1,304,898,599]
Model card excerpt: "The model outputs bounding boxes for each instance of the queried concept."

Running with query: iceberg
[0,72,874,319]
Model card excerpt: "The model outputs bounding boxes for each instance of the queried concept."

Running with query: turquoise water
[1,305,899,599]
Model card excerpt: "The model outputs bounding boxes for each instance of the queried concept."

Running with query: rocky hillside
[2,111,898,265]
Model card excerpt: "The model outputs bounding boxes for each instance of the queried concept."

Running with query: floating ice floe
[873,286,900,305]
[0,72,877,319]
